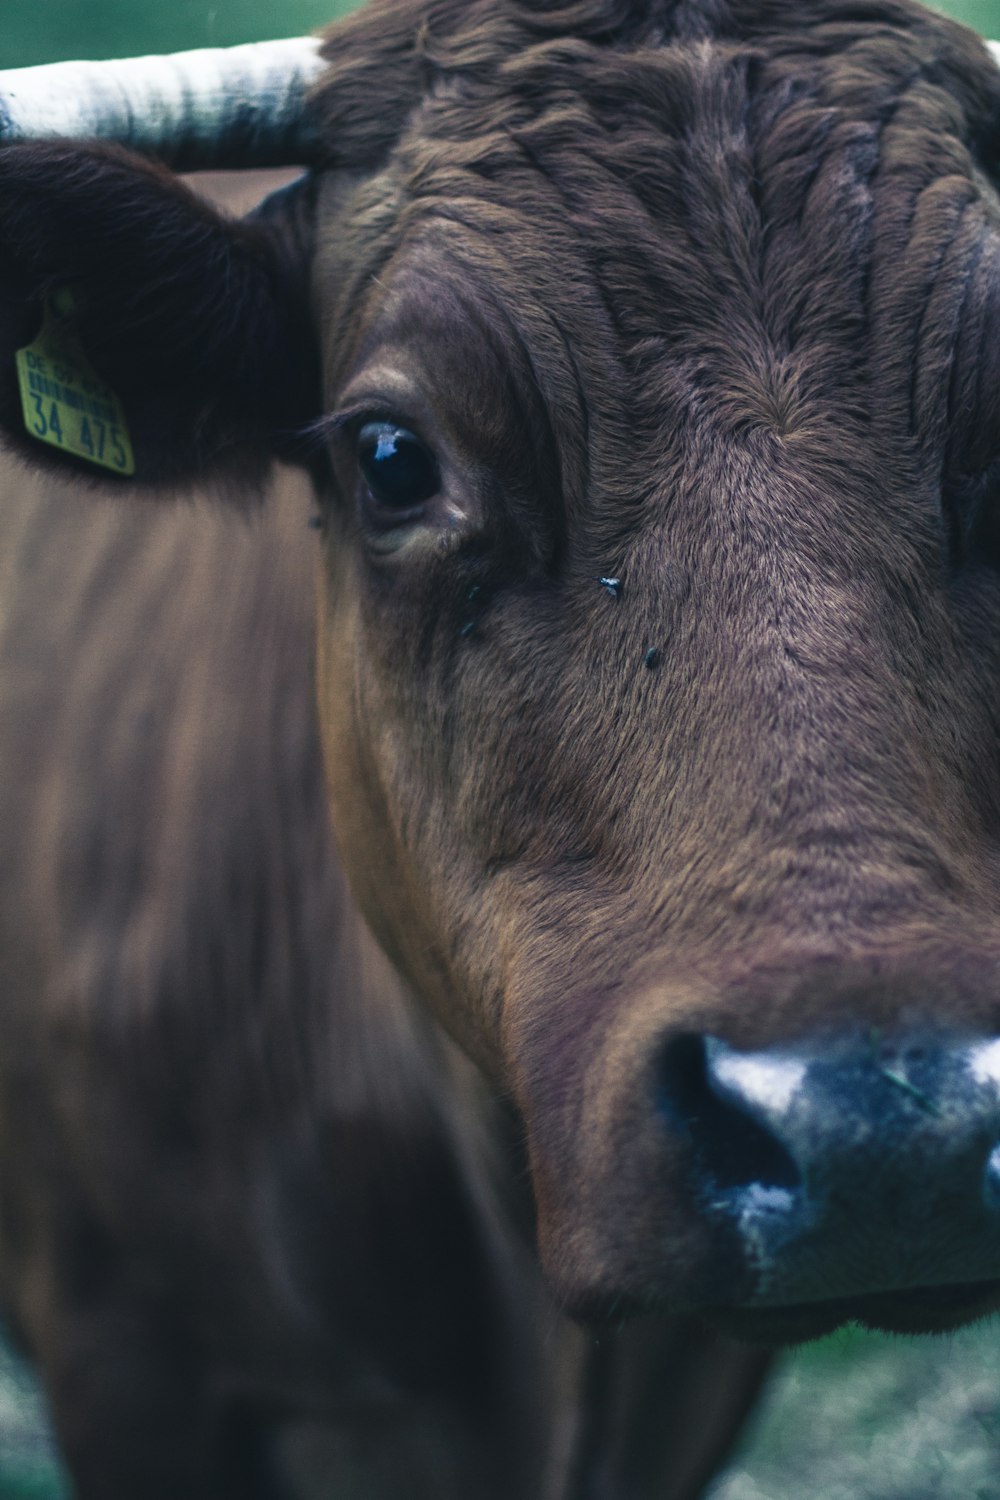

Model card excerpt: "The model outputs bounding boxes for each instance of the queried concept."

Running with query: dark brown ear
[0,141,319,492]
[313,0,493,170]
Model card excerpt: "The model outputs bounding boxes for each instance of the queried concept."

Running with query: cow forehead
[317,8,996,471]
[315,24,996,573]
[313,0,999,184]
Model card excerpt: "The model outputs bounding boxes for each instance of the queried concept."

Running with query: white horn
[990,39,1000,68]
[0,36,327,170]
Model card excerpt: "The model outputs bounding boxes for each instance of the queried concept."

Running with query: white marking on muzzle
[706,1041,807,1120]
[967,1038,1000,1092]
[0,37,327,170]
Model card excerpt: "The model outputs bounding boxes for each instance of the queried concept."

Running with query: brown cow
[1,0,1000,1495]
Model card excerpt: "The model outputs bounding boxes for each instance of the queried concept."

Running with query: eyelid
[317,404,430,454]
[320,405,394,436]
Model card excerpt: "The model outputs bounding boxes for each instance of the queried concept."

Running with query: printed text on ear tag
[15,295,135,476]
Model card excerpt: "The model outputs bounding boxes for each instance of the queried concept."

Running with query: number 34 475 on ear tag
[16,296,135,476]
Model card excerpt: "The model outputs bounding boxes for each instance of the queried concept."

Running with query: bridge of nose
[674,1032,1000,1306]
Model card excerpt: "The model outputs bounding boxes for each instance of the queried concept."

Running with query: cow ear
[0,141,319,493]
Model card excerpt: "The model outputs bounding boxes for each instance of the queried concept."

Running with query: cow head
[3,0,1000,1342]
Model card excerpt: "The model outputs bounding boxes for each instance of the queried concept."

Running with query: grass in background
[1,0,358,68]
[708,1323,1000,1500]
[930,0,1000,34]
[0,1330,67,1500]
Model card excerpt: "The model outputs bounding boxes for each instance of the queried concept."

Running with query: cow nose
[661,1034,804,1202]
[661,1032,1000,1306]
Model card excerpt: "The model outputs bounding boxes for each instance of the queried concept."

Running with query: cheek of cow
[315,543,512,1073]
[312,543,722,1303]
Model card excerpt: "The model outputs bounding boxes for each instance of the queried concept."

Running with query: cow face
[307,1,1000,1335]
[4,0,1000,1340]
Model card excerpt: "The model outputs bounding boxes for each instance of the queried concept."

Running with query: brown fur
[1,0,1000,1493]
[0,455,767,1497]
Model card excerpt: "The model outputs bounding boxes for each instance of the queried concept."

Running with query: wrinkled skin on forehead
[309,0,1000,1313]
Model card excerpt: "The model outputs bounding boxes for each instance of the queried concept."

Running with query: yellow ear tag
[15,290,135,476]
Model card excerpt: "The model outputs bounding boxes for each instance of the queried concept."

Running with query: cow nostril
[661,1034,801,1196]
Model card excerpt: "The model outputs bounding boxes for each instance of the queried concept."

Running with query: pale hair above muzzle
[0,36,327,170]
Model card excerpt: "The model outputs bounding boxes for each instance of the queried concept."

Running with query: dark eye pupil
[358,423,439,511]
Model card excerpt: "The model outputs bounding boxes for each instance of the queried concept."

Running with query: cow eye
[357,422,440,520]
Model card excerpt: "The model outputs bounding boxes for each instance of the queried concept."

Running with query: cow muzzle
[661,1029,1000,1337]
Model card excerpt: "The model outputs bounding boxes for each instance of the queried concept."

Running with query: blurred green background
[1,0,357,68]
[0,0,995,65]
